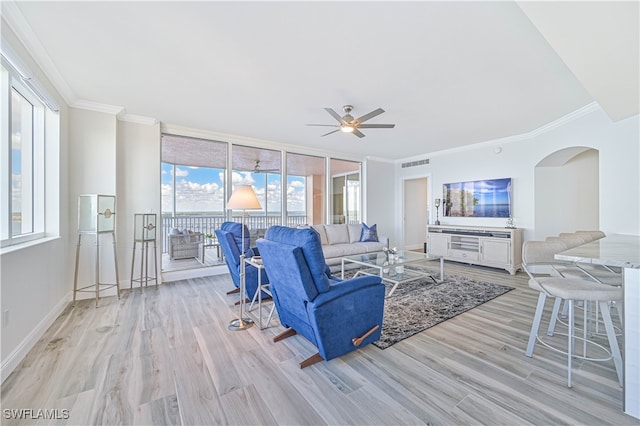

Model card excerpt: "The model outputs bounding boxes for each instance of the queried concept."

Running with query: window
[160,134,228,258]
[286,152,325,226]
[1,62,48,247]
[231,145,282,228]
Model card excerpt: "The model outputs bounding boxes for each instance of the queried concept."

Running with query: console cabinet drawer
[448,249,479,261]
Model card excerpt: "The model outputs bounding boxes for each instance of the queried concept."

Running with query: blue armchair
[215,222,269,302]
[257,226,385,368]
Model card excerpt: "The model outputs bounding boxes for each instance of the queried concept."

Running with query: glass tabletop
[342,250,434,267]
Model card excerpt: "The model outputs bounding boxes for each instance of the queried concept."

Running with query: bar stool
[559,232,591,244]
[523,241,623,388]
[575,230,606,241]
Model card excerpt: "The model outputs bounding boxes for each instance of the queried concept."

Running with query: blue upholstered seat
[215,222,269,301]
[257,226,385,368]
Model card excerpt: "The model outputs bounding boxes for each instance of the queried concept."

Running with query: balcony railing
[161,214,308,253]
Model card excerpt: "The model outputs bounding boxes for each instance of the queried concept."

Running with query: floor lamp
[227,185,262,331]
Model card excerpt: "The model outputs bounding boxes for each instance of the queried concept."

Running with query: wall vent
[401,158,429,168]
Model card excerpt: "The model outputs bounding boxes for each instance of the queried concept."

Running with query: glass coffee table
[341,251,444,297]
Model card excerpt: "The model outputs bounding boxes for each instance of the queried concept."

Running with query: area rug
[344,267,514,349]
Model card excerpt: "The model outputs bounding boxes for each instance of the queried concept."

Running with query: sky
[161,163,306,214]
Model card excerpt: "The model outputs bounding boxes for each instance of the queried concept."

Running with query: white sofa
[310,223,388,268]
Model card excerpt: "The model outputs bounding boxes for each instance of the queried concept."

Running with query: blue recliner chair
[215,222,269,302]
[256,226,385,368]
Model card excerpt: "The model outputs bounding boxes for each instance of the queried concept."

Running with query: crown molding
[529,101,599,137]
[1,1,77,105]
[396,101,602,162]
[70,99,124,115]
[117,112,158,126]
[364,156,394,164]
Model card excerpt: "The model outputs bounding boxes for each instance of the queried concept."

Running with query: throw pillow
[359,223,379,242]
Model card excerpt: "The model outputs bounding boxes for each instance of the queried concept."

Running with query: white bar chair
[523,240,623,388]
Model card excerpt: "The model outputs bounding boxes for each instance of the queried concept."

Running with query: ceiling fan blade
[355,108,384,123]
[357,124,395,129]
[324,108,347,125]
[352,128,366,138]
[321,129,341,137]
[306,124,340,127]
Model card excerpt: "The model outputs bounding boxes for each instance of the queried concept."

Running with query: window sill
[0,236,61,255]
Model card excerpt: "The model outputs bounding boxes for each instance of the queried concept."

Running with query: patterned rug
[345,267,514,349]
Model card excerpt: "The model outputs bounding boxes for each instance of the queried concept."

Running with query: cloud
[161,171,308,215]
[11,133,22,150]
[231,171,254,185]
[286,180,305,212]
[162,179,226,212]
[174,167,189,177]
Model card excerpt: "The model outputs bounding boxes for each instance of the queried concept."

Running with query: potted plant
[205,233,213,245]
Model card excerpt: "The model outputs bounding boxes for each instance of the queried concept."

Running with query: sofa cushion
[360,241,387,253]
[324,224,349,245]
[322,242,370,260]
[347,224,362,243]
[311,224,329,245]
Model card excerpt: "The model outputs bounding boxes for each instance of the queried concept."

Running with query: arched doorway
[534,147,599,239]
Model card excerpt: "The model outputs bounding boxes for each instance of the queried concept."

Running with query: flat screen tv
[443,178,511,218]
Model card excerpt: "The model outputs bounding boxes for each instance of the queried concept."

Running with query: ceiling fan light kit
[307,105,395,138]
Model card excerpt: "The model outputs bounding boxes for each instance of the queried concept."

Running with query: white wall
[363,159,396,245]
[394,106,640,244]
[535,149,599,239]
[67,108,119,291]
[116,119,162,287]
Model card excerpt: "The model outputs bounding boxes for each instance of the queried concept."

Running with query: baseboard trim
[1,293,71,384]
[162,264,228,283]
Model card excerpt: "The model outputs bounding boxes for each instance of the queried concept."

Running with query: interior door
[403,177,428,251]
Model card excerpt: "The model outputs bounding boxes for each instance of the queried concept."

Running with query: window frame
[1,62,47,247]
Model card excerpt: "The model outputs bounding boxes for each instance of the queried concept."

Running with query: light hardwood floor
[2,261,637,425]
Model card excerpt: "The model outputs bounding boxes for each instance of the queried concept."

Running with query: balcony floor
[161,245,225,273]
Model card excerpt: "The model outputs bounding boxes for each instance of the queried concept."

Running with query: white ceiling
[3,1,638,160]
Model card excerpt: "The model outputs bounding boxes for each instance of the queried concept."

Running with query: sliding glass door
[161,134,228,269]
[231,145,282,230]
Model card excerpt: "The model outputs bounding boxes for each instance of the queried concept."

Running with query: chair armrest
[306,275,385,360]
[311,275,383,307]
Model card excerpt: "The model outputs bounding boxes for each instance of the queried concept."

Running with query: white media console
[427,225,523,275]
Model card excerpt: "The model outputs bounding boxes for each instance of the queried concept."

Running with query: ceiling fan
[307,105,395,138]
[251,160,279,174]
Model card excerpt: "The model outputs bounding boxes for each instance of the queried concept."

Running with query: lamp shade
[227,185,261,210]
